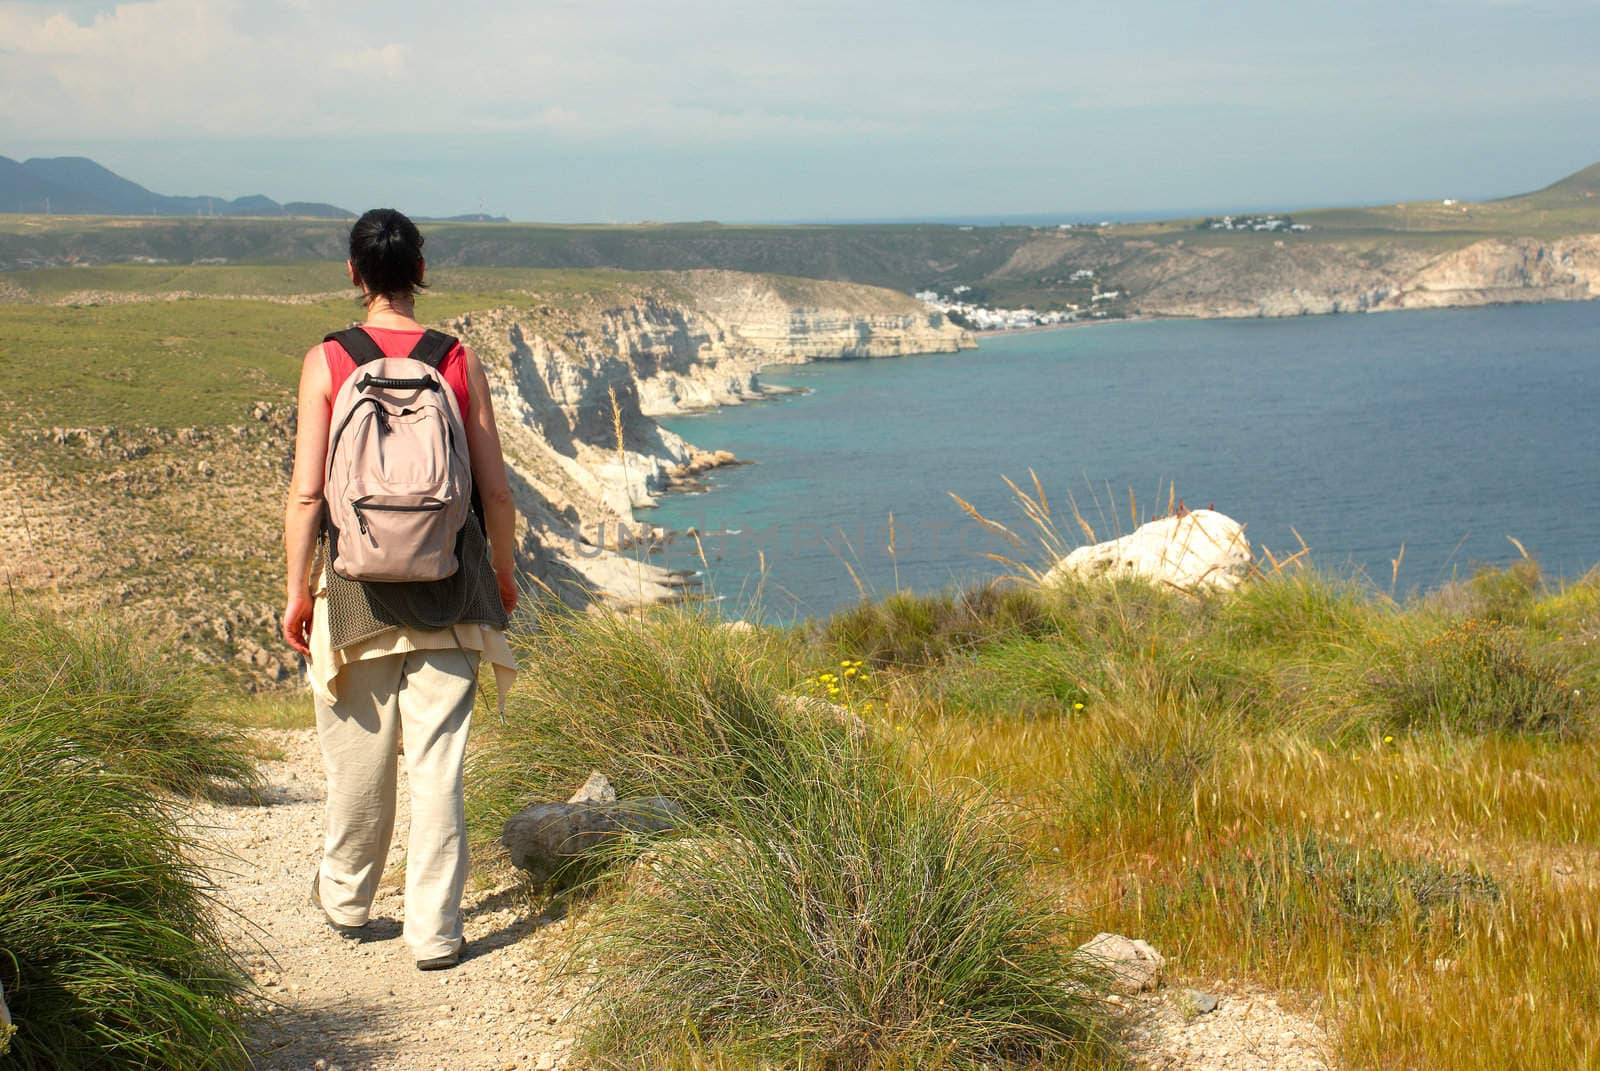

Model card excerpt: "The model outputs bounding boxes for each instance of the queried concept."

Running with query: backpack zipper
[351,497,446,535]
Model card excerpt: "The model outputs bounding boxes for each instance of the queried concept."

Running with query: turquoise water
[648,302,1598,618]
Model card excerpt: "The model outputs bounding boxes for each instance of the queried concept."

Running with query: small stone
[1189,989,1220,1015]
[567,771,617,804]
[1075,932,1165,994]
[535,1054,556,1071]
[314,1061,328,1071]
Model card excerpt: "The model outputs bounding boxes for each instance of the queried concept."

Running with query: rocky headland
[444,271,972,609]
[0,269,969,682]
[1062,234,1600,319]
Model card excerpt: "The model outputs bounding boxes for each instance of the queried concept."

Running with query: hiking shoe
[310,873,367,939]
[416,943,464,972]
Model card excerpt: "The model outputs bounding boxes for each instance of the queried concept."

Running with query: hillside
[0,264,970,682]
[2,160,1598,319]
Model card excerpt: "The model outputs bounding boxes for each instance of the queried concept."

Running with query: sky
[1,0,1597,222]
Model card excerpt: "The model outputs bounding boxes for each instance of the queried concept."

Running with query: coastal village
[915,275,1124,330]
[1200,213,1311,233]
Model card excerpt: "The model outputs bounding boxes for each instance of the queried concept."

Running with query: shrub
[1368,620,1589,736]
[581,734,1110,1069]
[0,607,257,799]
[816,585,1050,669]
[1466,559,1542,624]
[476,606,1111,1069]
[1170,832,1498,942]
[0,709,252,1070]
[1530,571,1600,632]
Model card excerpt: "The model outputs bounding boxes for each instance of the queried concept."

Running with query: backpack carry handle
[356,373,442,392]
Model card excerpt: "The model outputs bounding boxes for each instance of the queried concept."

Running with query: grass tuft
[0,606,259,799]
[0,680,252,1069]
[474,606,1111,1068]
[816,586,1051,670]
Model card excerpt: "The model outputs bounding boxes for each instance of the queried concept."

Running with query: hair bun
[348,208,427,306]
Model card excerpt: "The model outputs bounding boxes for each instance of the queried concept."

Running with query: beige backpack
[323,328,471,583]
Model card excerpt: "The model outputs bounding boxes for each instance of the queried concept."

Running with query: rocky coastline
[440,271,973,609]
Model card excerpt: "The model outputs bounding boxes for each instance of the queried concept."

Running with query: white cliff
[443,270,973,606]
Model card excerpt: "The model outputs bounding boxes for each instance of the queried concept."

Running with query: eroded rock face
[1123,234,1600,318]
[1045,510,1252,593]
[444,272,972,609]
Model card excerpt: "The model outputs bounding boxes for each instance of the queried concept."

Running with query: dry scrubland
[4,548,1598,1069]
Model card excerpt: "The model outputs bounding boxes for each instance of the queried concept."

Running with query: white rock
[1045,510,1251,592]
[1076,932,1166,993]
[566,771,617,804]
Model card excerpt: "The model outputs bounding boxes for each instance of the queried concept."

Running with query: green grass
[1365,617,1587,737]
[472,607,1113,1069]
[0,604,254,1070]
[0,606,259,800]
[0,262,896,436]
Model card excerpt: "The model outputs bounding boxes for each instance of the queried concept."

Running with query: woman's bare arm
[282,344,332,654]
[461,346,520,612]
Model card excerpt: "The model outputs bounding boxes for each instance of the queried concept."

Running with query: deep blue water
[646,302,1598,619]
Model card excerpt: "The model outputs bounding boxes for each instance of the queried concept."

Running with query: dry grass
[868,556,1600,1070]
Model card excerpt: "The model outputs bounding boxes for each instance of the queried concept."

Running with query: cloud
[1,0,1596,157]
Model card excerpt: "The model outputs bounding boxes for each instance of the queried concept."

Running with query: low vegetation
[7,547,1597,1069]
[472,609,1112,1069]
[861,559,1599,1070]
[0,606,255,1070]
[0,606,259,799]
[464,554,1600,1070]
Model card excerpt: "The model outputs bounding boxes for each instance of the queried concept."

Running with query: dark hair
[348,208,427,305]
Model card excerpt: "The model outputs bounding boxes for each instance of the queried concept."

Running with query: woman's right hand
[283,590,314,658]
[495,564,519,616]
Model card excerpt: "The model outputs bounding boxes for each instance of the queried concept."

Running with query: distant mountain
[1,154,356,220]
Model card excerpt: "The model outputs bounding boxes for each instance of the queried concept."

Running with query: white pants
[313,648,478,961]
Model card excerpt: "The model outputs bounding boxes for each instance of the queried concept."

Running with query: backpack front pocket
[340,494,460,581]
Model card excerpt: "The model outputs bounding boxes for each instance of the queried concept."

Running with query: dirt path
[188,728,1332,1071]
[187,729,583,1071]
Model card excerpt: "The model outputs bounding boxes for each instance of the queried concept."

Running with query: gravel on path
[187,729,585,1071]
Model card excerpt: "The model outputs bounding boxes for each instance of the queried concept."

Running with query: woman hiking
[282,208,519,971]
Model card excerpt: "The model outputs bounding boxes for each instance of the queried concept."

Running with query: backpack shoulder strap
[323,327,387,367]
[408,330,458,370]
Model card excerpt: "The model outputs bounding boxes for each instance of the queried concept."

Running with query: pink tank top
[322,326,469,424]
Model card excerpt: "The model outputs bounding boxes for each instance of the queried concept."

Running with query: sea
[645,301,1598,620]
